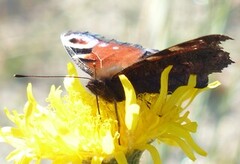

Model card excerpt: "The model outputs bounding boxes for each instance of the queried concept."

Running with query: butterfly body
[61,31,233,102]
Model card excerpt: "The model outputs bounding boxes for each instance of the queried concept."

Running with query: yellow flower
[0,62,220,164]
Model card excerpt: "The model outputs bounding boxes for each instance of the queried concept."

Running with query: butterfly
[61,31,233,102]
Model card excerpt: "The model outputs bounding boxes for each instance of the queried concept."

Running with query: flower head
[0,63,220,164]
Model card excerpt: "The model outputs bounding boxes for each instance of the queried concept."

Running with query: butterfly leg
[114,100,121,145]
[95,94,101,115]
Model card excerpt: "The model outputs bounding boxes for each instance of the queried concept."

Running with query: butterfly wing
[61,31,158,79]
[62,33,233,102]
[94,35,233,101]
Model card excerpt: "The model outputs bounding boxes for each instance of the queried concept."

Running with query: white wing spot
[113,46,119,50]
[168,46,184,51]
[98,43,108,47]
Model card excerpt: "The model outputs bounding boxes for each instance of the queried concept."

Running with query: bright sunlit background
[0,0,239,163]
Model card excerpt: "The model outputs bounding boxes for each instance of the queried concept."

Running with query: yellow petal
[119,75,140,131]
[102,131,115,154]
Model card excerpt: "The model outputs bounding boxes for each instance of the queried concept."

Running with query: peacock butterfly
[61,31,233,102]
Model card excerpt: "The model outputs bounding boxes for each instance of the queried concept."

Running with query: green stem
[100,150,143,164]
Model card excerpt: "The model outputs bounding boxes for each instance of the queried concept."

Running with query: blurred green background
[0,0,239,163]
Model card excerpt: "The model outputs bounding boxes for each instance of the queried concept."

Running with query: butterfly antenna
[93,63,101,116]
[14,74,91,80]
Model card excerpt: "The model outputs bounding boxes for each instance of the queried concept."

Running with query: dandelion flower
[0,62,220,164]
